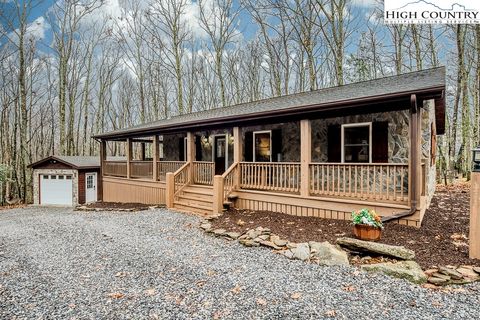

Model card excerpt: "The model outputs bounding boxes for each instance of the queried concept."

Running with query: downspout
[382,94,419,223]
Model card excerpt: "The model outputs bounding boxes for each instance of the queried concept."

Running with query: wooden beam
[126,138,132,179]
[100,140,106,177]
[300,119,311,197]
[212,175,224,214]
[470,172,480,259]
[408,94,421,208]
[166,172,174,208]
[186,132,195,182]
[152,135,159,181]
[233,126,242,163]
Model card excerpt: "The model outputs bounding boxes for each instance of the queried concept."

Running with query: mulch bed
[77,202,156,211]
[210,181,479,269]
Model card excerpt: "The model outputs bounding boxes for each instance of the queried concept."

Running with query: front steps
[173,184,214,216]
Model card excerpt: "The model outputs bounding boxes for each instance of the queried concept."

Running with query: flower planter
[353,224,382,241]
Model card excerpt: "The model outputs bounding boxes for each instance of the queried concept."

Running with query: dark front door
[214,136,227,175]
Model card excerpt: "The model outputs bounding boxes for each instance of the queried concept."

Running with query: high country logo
[384,0,480,24]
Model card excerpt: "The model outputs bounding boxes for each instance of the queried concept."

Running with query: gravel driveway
[1,207,479,319]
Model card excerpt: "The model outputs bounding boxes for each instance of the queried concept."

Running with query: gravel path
[1,207,479,319]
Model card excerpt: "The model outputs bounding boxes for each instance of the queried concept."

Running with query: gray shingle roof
[95,67,445,139]
[52,156,100,168]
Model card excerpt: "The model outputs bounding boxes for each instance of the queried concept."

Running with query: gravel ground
[1,207,479,319]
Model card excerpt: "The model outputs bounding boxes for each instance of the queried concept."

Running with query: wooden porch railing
[222,163,239,202]
[103,161,127,177]
[309,163,409,202]
[193,161,215,185]
[158,161,186,181]
[174,162,190,197]
[239,162,301,193]
[130,161,153,179]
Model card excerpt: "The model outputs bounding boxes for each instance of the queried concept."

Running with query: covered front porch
[98,113,423,226]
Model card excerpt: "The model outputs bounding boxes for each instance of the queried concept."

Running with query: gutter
[382,94,419,223]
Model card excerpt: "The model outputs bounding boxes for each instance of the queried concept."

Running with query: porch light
[473,147,480,172]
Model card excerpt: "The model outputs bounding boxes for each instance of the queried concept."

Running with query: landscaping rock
[309,241,349,266]
[259,240,282,250]
[286,242,298,249]
[200,222,212,231]
[431,272,450,281]
[212,229,226,236]
[438,267,463,280]
[291,243,310,261]
[337,237,415,260]
[224,232,241,240]
[257,234,270,241]
[273,239,288,247]
[474,267,480,274]
[246,229,262,239]
[361,261,427,284]
[282,249,294,259]
[456,267,479,279]
[428,277,448,285]
[239,239,260,247]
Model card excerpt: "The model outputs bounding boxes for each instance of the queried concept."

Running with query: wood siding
[234,190,422,227]
[103,177,166,204]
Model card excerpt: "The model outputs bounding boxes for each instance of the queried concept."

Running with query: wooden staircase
[173,184,214,215]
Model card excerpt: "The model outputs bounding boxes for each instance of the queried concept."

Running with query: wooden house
[94,67,446,227]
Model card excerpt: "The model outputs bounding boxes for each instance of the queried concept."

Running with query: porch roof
[95,67,445,140]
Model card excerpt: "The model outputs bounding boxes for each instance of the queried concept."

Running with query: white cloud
[26,16,49,40]
[351,0,378,8]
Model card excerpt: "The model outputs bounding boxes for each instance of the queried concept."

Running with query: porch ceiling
[95,67,445,141]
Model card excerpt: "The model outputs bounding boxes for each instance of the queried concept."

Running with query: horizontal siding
[234,190,421,228]
[103,177,166,205]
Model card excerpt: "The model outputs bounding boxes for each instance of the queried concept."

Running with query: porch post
[233,127,242,187]
[409,95,422,208]
[213,175,224,214]
[233,127,242,163]
[300,119,312,197]
[126,138,132,179]
[152,135,159,181]
[99,140,106,177]
[186,132,195,182]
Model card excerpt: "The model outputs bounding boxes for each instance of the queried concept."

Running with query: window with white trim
[341,122,372,163]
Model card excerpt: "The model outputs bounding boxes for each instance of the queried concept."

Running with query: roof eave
[94,85,445,140]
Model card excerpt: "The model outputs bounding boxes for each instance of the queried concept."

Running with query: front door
[85,173,97,203]
[214,136,227,175]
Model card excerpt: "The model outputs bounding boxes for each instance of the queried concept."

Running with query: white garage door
[40,174,73,205]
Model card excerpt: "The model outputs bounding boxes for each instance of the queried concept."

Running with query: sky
[1,0,379,48]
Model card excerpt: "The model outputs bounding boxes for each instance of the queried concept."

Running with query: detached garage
[29,156,101,206]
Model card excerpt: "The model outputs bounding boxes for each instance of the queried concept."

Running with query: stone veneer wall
[311,110,410,163]
[195,129,234,166]
[162,133,186,161]
[32,169,78,205]
[421,99,437,207]
[241,122,301,162]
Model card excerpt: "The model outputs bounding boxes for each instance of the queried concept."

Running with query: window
[86,175,93,189]
[253,131,271,162]
[159,143,164,160]
[43,175,49,179]
[58,175,64,180]
[341,123,372,163]
[50,175,57,179]
[66,175,72,180]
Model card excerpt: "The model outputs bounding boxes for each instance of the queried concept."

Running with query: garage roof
[28,156,100,169]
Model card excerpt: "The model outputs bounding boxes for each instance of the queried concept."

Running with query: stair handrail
[173,162,191,197]
[221,162,239,202]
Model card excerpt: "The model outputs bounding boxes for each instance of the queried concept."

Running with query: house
[93,67,445,227]
[29,156,101,206]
